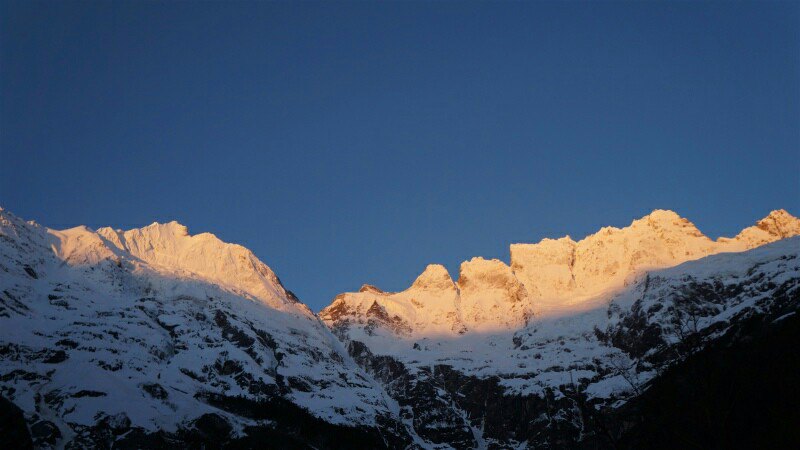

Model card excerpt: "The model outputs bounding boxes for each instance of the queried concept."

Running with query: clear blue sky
[2,1,798,311]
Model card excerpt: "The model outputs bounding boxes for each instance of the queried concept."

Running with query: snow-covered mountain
[0,208,409,448]
[1,207,798,449]
[321,209,800,448]
[322,210,799,335]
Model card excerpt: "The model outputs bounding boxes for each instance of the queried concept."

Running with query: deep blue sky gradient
[2,1,799,310]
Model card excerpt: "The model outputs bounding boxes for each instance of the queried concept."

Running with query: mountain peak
[359,284,385,294]
[141,220,190,237]
[457,257,531,329]
[96,219,295,311]
[718,209,800,248]
[643,208,682,221]
[457,257,509,286]
[632,209,701,233]
[410,264,455,291]
[757,209,800,236]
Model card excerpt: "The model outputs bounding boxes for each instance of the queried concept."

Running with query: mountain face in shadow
[610,310,800,449]
[1,207,798,448]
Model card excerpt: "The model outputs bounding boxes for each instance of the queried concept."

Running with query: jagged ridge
[322,209,800,336]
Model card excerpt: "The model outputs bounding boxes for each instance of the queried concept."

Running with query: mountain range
[1,207,798,449]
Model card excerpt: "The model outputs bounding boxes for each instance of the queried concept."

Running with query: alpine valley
[1,207,799,449]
